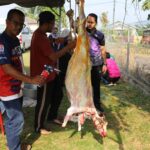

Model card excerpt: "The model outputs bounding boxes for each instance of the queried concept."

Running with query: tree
[16,6,68,28]
[132,0,150,20]
[100,12,109,29]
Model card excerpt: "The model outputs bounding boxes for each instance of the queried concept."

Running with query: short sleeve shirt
[88,29,105,66]
[0,32,23,100]
[30,29,56,81]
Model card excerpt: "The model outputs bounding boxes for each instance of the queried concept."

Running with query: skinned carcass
[62,0,107,137]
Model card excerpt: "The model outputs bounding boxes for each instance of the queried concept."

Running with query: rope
[74,1,77,34]
[66,0,79,39]
[67,0,72,10]
[73,0,79,36]
[67,0,72,35]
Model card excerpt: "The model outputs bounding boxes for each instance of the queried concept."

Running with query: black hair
[106,52,110,58]
[7,9,25,20]
[39,11,55,26]
[87,13,98,24]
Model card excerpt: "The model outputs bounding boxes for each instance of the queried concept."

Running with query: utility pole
[122,0,128,30]
[126,28,130,74]
[112,0,116,30]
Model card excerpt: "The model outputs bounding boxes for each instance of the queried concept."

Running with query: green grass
[22,50,30,75]
[1,82,150,150]
[0,52,150,150]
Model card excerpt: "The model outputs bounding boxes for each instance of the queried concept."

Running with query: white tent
[0,0,65,7]
[0,0,65,31]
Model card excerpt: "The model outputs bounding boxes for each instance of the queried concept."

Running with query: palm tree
[132,0,150,19]
[100,12,109,29]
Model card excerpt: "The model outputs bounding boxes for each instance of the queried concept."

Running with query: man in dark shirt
[0,9,44,150]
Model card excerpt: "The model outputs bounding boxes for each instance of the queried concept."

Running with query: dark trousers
[91,66,103,111]
[109,77,120,84]
[34,76,63,132]
[47,75,63,121]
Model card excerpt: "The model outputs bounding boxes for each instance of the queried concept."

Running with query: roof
[0,0,65,7]
[107,21,138,30]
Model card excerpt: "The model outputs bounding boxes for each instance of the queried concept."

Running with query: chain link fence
[104,31,150,95]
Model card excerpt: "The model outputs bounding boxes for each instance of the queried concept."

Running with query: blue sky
[0,0,149,26]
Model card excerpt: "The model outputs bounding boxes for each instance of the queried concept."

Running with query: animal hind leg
[62,107,74,127]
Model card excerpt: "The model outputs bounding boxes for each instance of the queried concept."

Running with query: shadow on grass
[21,99,124,149]
[21,107,41,146]
[104,81,150,113]
[101,80,150,150]
[20,80,149,149]
[103,105,127,150]
[65,121,104,144]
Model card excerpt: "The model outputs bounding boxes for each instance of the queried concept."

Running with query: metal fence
[105,34,150,95]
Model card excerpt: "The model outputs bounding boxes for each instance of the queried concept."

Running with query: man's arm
[101,45,107,73]
[55,37,66,44]
[2,64,44,85]
[101,46,107,65]
[48,40,76,62]
[49,37,66,45]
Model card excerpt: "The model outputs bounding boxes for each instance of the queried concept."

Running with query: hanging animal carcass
[62,0,107,137]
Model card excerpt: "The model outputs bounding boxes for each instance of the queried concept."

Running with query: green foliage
[132,0,150,20]
[137,29,144,35]
[141,0,150,10]
[132,0,150,10]
[1,81,150,150]
[100,12,109,29]
[16,6,68,28]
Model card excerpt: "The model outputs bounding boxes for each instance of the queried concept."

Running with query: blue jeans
[2,97,24,150]
[0,100,5,114]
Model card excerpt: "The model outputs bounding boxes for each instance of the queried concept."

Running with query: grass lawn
[0,52,150,150]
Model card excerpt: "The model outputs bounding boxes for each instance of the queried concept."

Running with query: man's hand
[79,0,85,6]
[55,38,66,44]
[102,65,107,74]
[30,75,45,86]
[66,9,74,19]
[66,39,76,51]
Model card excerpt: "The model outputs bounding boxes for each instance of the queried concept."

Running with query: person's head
[38,11,55,32]
[86,13,97,30]
[106,52,110,58]
[6,9,25,37]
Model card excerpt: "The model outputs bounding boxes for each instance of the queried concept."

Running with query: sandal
[40,129,52,135]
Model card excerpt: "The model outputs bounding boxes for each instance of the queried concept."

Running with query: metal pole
[126,28,130,73]
[112,0,116,30]
[58,7,62,34]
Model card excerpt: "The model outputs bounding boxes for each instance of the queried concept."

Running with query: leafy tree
[16,6,68,28]
[132,0,150,20]
[100,12,109,29]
